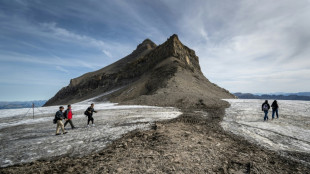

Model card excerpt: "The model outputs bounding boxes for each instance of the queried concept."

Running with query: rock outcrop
[44,34,235,108]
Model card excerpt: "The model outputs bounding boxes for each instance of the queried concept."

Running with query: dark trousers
[64,119,75,128]
[87,116,94,125]
[264,111,269,121]
[272,109,279,119]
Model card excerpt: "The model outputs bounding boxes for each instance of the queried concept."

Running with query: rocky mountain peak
[136,38,157,51]
[156,34,201,72]
[166,34,181,45]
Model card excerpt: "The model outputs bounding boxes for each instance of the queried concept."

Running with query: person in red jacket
[64,105,76,129]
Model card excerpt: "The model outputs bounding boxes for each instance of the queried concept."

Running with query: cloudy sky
[0,0,309,101]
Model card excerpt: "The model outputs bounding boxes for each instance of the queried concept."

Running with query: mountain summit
[44,34,235,108]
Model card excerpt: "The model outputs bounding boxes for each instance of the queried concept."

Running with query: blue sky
[0,0,309,101]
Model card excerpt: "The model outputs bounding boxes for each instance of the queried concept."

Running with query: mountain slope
[44,34,235,108]
[44,39,157,106]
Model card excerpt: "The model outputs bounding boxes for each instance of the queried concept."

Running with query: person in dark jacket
[55,106,67,135]
[86,103,97,127]
[271,100,279,119]
[64,105,76,129]
[262,100,270,121]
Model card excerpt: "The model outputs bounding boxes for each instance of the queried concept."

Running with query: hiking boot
[63,132,68,134]
[55,133,61,136]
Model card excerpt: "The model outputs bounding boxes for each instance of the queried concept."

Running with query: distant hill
[295,92,310,97]
[0,100,47,110]
[234,93,310,101]
[254,92,310,97]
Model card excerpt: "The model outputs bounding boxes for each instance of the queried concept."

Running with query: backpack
[263,104,269,111]
[84,109,89,116]
[63,110,68,119]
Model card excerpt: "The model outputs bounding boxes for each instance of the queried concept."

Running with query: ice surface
[222,99,310,162]
[0,102,182,167]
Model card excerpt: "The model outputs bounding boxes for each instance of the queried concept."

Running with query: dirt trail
[1,108,309,174]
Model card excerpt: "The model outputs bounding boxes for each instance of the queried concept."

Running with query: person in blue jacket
[262,100,270,121]
[85,103,97,127]
[271,100,279,119]
[55,106,68,135]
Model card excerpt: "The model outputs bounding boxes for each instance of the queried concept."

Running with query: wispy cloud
[55,66,69,74]
[0,51,102,70]
[102,49,112,58]
[40,22,106,50]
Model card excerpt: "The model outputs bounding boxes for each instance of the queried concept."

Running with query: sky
[0,0,309,101]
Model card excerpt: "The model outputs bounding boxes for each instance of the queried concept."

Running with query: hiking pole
[32,103,34,119]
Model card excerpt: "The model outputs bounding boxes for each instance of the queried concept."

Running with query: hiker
[262,100,270,121]
[55,106,68,135]
[85,103,97,127]
[271,100,279,119]
[64,104,76,129]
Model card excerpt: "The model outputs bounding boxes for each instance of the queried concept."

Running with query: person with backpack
[271,100,279,119]
[85,103,97,127]
[64,104,76,129]
[55,106,68,135]
[262,100,270,121]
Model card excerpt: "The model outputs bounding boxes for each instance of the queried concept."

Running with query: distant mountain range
[252,92,310,97]
[234,92,310,101]
[0,100,47,110]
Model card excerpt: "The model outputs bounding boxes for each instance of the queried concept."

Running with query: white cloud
[171,0,310,93]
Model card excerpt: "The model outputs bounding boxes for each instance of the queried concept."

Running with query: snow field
[222,99,310,163]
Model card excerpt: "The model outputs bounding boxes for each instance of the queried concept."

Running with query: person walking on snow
[64,104,76,129]
[85,103,97,127]
[271,100,279,119]
[262,100,270,121]
[55,106,68,135]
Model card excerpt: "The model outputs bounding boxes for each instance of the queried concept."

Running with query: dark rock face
[44,39,157,106]
[44,34,235,107]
